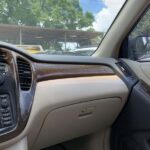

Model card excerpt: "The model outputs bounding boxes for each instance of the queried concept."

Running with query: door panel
[111,59,150,150]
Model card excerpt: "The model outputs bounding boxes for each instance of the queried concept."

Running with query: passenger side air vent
[17,58,32,91]
[116,61,138,84]
[117,61,133,77]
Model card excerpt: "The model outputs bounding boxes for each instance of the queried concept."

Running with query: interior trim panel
[5,137,28,150]
[35,63,115,82]
[29,76,128,150]
[111,60,150,150]
[34,98,124,149]
[111,81,150,150]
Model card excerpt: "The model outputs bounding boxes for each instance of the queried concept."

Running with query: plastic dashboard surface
[0,44,129,150]
[0,46,116,141]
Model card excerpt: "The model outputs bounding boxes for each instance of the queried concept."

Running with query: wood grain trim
[35,63,115,82]
[0,48,36,143]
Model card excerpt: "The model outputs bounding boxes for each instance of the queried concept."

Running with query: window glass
[0,0,125,56]
[128,8,150,61]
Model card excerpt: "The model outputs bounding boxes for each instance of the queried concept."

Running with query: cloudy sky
[80,0,126,32]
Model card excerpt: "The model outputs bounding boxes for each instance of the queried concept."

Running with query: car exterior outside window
[0,0,125,56]
[128,8,150,61]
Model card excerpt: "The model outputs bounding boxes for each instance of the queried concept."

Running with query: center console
[0,62,17,135]
[0,48,35,143]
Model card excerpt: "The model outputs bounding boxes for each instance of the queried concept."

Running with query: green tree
[130,9,150,38]
[0,0,94,30]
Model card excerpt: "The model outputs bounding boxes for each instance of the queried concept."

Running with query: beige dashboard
[0,48,129,150]
[4,76,128,150]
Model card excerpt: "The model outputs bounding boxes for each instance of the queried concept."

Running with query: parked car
[15,45,44,54]
[73,46,97,56]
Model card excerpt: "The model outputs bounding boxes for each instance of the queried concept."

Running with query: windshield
[0,0,125,56]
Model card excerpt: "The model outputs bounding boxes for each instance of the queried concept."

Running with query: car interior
[0,0,150,150]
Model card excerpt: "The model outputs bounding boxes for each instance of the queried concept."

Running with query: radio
[0,94,13,128]
[0,63,7,85]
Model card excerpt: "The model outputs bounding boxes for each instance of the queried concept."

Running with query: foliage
[130,9,150,38]
[0,0,94,30]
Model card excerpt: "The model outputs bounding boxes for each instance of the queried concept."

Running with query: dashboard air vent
[0,52,7,62]
[17,58,32,91]
[0,63,6,72]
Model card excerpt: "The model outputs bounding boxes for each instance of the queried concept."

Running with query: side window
[127,8,150,61]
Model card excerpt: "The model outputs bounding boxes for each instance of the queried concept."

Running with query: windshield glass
[0,0,125,56]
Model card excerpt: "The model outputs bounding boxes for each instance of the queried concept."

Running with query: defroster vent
[17,58,32,91]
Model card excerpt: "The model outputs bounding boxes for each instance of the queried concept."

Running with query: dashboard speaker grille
[17,58,32,91]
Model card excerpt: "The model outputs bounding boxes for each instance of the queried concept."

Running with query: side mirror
[136,36,150,50]
[129,36,150,60]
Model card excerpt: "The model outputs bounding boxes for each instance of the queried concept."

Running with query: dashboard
[0,45,129,150]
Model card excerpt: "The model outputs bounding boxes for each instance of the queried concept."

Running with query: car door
[111,3,150,150]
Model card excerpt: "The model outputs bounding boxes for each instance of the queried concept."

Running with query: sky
[79,0,126,32]
[80,0,105,14]
[63,0,126,50]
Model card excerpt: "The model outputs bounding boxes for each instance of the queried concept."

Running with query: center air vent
[17,58,32,91]
[0,63,6,73]
[0,52,7,62]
